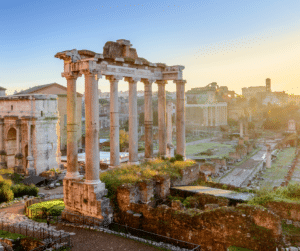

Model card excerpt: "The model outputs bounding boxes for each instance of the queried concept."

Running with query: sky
[1,0,300,95]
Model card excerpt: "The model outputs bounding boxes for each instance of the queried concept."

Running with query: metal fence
[0,221,71,251]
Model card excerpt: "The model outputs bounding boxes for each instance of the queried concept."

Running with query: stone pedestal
[166,144,174,158]
[14,153,24,174]
[26,156,35,176]
[62,179,113,225]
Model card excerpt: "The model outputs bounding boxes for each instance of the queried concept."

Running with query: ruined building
[185,82,228,129]
[0,94,59,175]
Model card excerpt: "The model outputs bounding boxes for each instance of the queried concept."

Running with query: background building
[16,83,83,154]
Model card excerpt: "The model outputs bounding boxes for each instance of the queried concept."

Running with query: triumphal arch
[55,39,186,222]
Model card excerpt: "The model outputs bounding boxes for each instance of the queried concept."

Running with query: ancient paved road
[218,140,278,187]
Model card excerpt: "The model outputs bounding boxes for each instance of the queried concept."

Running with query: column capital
[156,80,167,85]
[0,118,4,125]
[173,80,187,85]
[62,72,81,80]
[80,69,101,79]
[124,77,140,83]
[106,75,123,82]
[141,78,156,85]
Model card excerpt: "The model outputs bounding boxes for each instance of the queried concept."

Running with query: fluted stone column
[107,75,122,168]
[0,118,7,169]
[84,70,101,184]
[63,72,81,179]
[142,79,154,160]
[156,80,167,158]
[125,77,140,165]
[174,80,186,158]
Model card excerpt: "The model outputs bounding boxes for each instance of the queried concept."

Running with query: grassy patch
[100,159,195,201]
[258,147,296,188]
[282,221,300,235]
[186,142,234,157]
[0,229,26,240]
[248,183,300,205]
[228,246,254,251]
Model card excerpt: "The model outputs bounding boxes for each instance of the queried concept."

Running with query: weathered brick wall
[267,201,300,221]
[115,203,281,251]
[115,184,282,251]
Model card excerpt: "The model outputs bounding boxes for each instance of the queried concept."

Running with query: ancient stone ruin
[55,39,186,223]
[0,95,59,175]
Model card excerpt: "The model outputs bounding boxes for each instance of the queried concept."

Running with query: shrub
[11,184,39,198]
[11,173,23,184]
[174,154,184,161]
[0,185,14,203]
[28,199,65,217]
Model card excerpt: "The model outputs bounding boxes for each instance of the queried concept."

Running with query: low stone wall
[114,203,281,251]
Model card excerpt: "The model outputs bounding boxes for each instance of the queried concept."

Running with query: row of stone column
[64,69,186,184]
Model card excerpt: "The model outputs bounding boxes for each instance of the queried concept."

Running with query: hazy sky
[1,0,300,95]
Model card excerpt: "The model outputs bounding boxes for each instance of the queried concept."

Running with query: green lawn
[186,142,234,158]
[259,147,296,188]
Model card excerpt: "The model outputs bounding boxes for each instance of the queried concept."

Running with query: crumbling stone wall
[114,202,281,251]
[171,164,200,186]
[267,201,300,221]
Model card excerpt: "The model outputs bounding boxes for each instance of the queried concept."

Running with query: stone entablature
[0,94,59,175]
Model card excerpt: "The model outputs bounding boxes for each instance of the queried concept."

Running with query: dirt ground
[55,224,160,251]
